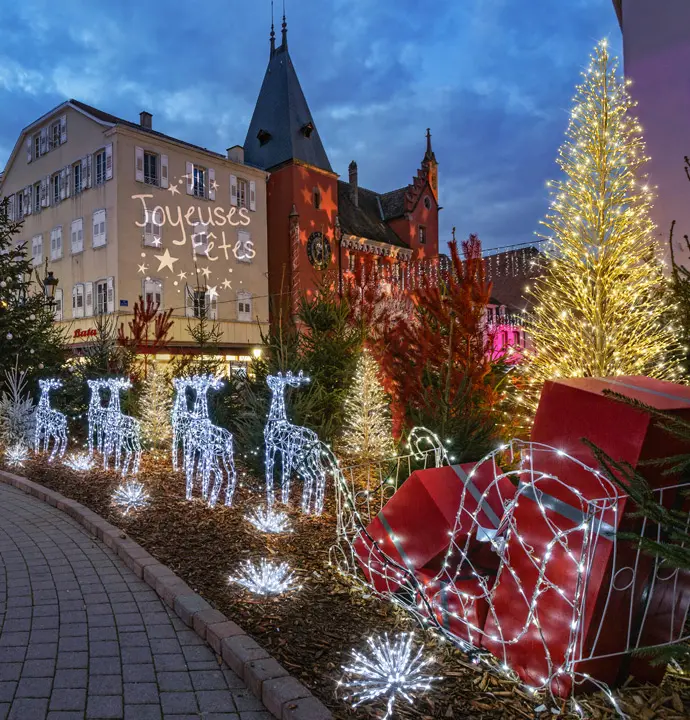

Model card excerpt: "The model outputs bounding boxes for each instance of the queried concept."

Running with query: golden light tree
[519,40,682,419]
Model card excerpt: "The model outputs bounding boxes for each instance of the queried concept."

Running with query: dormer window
[257,129,271,146]
[301,122,314,138]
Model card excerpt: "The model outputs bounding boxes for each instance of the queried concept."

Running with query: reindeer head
[189,374,224,393]
[38,378,62,392]
[266,370,310,393]
[107,377,131,394]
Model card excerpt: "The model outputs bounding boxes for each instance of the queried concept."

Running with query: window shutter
[84,155,92,189]
[93,210,107,247]
[40,177,48,208]
[54,289,63,321]
[85,282,94,317]
[105,143,113,180]
[249,180,256,211]
[160,154,169,188]
[230,175,238,206]
[135,146,144,182]
[185,287,194,317]
[60,115,67,144]
[23,187,31,216]
[63,166,71,199]
[72,286,78,318]
[107,277,114,313]
[153,208,162,244]
[205,290,218,320]
[71,219,83,254]
[40,128,48,155]
[186,161,194,195]
[56,226,62,258]
[208,168,216,201]
[26,138,32,163]
[59,168,67,200]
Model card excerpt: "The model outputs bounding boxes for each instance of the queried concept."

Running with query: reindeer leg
[265,445,277,507]
[281,450,293,505]
[224,442,237,507]
[299,456,316,514]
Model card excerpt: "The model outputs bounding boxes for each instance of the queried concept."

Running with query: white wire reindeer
[182,375,237,507]
[87,379,109,456]
[264,371,327,515]
[102,378,142,477]
[34,379,67,461]
[171,377,193,471]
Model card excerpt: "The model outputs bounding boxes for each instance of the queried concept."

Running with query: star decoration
[177,271,188,281]
[154,248,179,272]
[200,267,212,279]
[210,179,219,192]
[207,286,218,301]
[151,237,162,247]
[222,278,232,290]
[137,263,149,274]
[168,183,180,196]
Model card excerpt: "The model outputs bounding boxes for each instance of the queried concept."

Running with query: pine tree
[339,350,394,464]
[0,198,66,381]
[139,363,172,451]
[520,41,682,421]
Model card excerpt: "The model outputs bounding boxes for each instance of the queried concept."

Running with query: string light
[102,378,142,477]
[228,559,299,596]
[34,379,67,461]
[87,379,108,456]
[339,633,442,720]
[264,371,326,515]
[5,442,28,467]
[245,506,292,533]
[63,452,95,472]
[112,480,150,514]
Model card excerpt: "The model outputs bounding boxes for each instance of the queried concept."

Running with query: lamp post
[35,258,59,309]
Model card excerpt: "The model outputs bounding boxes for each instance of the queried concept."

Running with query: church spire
[270,1,276,56]
[281,1,288,50]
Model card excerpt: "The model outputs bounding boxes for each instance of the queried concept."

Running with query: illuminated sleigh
[330,434,690,714]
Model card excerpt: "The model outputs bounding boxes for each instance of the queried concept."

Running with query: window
[71,218,84,254]
[191,222,209,256]
[95,279,109,315]
[424,196,432,210]
[144,152,158,185]
[313,187,321,209]
[92,209,107,247]
[50,121,61,150]
[144,279,162,309]
[235,230,253,263]
[191,289,206,318]
[54,289,63,321]
[193,165,206,198]
[144,208,163,247]
[419,225,427,245]
[73,162,82,194]
[16,192,23,219]
[348,252,356,272]
[237,178,248,208]
[33,182,41,214]
[237,291,252,322]
[52,173,60,205]
[50,227,62,261]
[31,235,43,266]
[95,149,106,185]
[72,284,84,319]
[33,134,40,160]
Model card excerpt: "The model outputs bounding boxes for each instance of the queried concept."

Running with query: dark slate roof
[485,246,543,312]
[337,181,407,248]
[379,187,407,220]
[613,0,622,27]
[69,99,226,159]
[243,44,332,173]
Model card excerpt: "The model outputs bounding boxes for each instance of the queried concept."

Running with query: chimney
[227,145,245,164]
[349,160,358,208]
[139,111,152,129]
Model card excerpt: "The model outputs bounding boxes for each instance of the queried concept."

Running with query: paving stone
[7,697,48,719]
[52,669,87,689]
[124,681,159,704]
[124,704,162,720]
[14,676,52,698]
[281,695,333,720]
[87,674,122,695]
[123,664,156,683]
[261,676,312,718]
[49,688,86,712]
[0,682,16,702]
[197,689,237,713]
[86,694,122,718]
[157,671,193,692]
[190,669,228,690]
[160,691,198,714]
[244,657,289,697]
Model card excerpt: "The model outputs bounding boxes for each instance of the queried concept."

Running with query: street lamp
[34,258,59,308]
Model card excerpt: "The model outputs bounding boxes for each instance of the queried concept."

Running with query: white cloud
[0,59,47,95]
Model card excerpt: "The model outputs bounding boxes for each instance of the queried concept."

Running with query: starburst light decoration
[245,506,292,534]
[5,442,29,468]
[112,480,149,514]
[228,559,298,596]
[264,371,327,514]
[102,378,142,477]
[339,633,441,720]
[64,452,95,472]
[34,379,67,461]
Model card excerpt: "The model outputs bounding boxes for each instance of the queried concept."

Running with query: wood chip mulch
[9,454,690,720]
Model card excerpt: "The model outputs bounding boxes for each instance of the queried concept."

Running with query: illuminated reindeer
[87,379,109,456]
[171,377,193,471]
[102,378,142,477]
[34,379,67,461]
[264,371,326,515]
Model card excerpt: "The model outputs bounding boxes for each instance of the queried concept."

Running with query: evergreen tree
[0,197,66,382]
[520,41,681,423]
[0,356,35,446]
[339,349,394,464]
[139,363,172,451]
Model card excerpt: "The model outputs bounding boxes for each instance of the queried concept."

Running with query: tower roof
[243,19,332,173]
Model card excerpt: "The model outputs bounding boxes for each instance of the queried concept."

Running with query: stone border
[0,470,333,720]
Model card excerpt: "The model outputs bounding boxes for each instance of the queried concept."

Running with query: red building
[243,16,440,314]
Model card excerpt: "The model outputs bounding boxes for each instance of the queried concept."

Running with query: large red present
[354,459,514,596]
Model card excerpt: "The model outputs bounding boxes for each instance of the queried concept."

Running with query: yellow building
[0,100,269,367]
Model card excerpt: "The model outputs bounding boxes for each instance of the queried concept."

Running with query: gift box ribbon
[603,378,690,405]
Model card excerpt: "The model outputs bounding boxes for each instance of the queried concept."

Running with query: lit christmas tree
[340,350,394,464]
[520,40,682,418]
[139,363,172,451]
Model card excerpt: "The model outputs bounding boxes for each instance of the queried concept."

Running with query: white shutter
[60,115,67,144]
[153,208,163,244]
[185,287,194,317]
[40,177,48,207]
[135,146,144,182]
[84,155,92,189]
[191,222,209,257]
[26,138,32,163]
[205,290,218,320]
[249,180,256,211]
[160,154,169,188]
[32,235,42,266]
[237,292,252,322]
[71,219,83,254]
[105,143,113,180]
[73,284,84,319]
[23,187,31,216]
[107,276,114,313]
[54,289,63,321]
[208,168,216,201]
[50,227,62,260]
[7,195,14,222]
[230,174,238,206]
[40,128,48,155]
[63,166,71,199]
[92,209,106,247]
[59,168,67,200]
[85,281,94,317]
[186,161,194,195]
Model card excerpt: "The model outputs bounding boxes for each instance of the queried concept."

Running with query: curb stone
[0,470,334,720]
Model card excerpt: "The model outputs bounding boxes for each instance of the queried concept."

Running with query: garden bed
[9,454,690,720]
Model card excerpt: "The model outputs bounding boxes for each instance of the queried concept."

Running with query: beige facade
[0,101,269,354]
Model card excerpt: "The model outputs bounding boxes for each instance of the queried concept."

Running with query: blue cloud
[0,0,620,251]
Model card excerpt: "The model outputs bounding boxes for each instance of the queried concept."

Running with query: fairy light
[5,442,28,467]
[112,480,149,514]
[519,40,682,427]
[34,379,67,461]
[87,379,108,456]
[245,506,292,534]
[64,452,95,472]
[264,371,326,515]
[102,378,142,477]
[339,633,442,720]
[228,559,299,596]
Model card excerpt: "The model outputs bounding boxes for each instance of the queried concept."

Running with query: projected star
[210,179,219,192]
[200,267,211,279]
[177,270,188,281]
[207,286,218,301]
[222,278,232,290]
[154,248,178,272]
[168,183,180,196]
[137,263,149,274]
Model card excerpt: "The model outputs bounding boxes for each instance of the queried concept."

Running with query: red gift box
[354,460,514,596]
